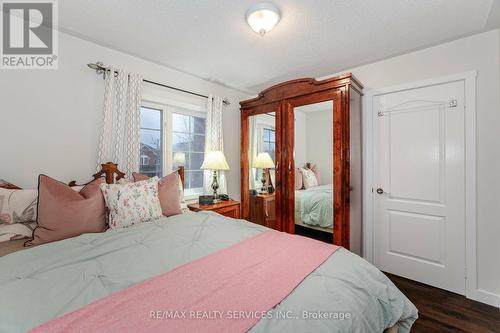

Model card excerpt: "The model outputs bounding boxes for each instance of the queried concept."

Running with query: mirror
[247,112,276,229]
[293,101,334,242]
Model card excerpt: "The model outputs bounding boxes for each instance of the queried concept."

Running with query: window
[139,155,150,165]
[254,127,276,185]
[263,127,276,162]
[139,106,163,177]
[172,113,206,194]
[139,102,206,198]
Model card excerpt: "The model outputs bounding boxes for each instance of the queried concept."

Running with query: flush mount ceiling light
[246,2,281,36]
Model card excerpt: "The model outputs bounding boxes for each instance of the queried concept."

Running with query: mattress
[0,212,417,332]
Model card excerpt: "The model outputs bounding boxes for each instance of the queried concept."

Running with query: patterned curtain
[96,67,143,177]
[203,95,227,194]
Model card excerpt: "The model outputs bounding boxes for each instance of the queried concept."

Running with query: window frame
[262,126,276,162]
[262,127,275,150]
[171,111,206,197]
[139,103,164,178]
[140,100,207,200]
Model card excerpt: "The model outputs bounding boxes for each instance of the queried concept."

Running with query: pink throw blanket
[31,231,339,333]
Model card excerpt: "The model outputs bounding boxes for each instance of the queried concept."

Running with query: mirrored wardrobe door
[241,105,283,231]
[289,100,335,242]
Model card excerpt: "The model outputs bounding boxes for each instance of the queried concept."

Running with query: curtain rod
[87,61,230,106]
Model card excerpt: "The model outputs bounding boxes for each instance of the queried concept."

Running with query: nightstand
[188,200,241,219]
[249,193,275,229]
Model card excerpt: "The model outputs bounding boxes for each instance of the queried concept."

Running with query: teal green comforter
[299,184,334,228]
[0,212,417,332]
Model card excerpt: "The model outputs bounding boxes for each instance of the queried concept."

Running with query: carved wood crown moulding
[240,73,363,109]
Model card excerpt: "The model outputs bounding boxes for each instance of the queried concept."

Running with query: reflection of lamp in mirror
[173,152,186,168]
[253,152,275,194]
[201,151,230,203]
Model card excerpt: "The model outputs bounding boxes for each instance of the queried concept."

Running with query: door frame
[362,71,499,306]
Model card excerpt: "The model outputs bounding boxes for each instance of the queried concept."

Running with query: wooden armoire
[240,74,363,252]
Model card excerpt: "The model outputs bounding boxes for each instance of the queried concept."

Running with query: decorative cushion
[0,222,36,243]
[0,188,38,225]
[308,163,321,185]
[295,169,303,190]
[25,176,107,246]
[133,171,183,217]
[117,178,132,185]
[301,168,319,189]
[0,179,21,190]
[100,177,162,229]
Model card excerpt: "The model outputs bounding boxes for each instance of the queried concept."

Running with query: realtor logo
[1,0,58,69]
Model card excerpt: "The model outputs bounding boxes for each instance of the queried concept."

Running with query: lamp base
[259,168,268,194]
[211,170,220,203]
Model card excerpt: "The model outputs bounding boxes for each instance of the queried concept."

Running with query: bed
[295,184,334,231]
[0,165,417,332]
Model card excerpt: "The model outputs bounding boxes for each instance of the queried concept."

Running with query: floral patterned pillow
[0,222,36,242]
[0,188,38,225]
[100,177,163,229]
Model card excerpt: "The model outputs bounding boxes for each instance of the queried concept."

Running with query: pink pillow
[295,169,303,190]
[132,171,182,217]
[25,176,107,247]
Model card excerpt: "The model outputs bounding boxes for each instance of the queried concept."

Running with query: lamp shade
[253,152,275,169]
[173,152,186,166]
[201,151,230,171]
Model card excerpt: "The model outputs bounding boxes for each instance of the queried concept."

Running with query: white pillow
[100,177,163,229]
[301,168,318,189]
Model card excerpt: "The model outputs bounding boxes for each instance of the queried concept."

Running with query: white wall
[0,32,250,200]
[293,110,307,169]
[304,111,333,184]
[322,29,500,300]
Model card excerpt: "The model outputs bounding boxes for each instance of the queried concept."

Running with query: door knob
[376,188,384,194]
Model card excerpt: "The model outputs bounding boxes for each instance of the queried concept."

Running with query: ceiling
[59,0,499,94]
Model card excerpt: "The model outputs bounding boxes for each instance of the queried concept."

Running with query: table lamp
[253,152,275,194]
[201,150,230,203]
[173,152,186,168]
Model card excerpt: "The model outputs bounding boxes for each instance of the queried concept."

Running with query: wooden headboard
[69,162,185,187]
[1,163,185,189]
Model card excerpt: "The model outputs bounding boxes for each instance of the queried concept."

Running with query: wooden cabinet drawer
[213,204,241,219]
[188,200,241,219]
[249,194,276,229]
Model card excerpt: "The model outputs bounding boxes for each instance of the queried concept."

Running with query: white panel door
[374,80,465,294]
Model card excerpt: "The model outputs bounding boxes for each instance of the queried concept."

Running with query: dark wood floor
[386,273,500,333]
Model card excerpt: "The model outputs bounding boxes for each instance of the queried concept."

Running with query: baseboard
[467,289,500,308]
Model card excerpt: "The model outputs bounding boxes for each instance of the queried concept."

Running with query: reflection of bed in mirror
[293,100,335,235]
[295,183,333,233]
